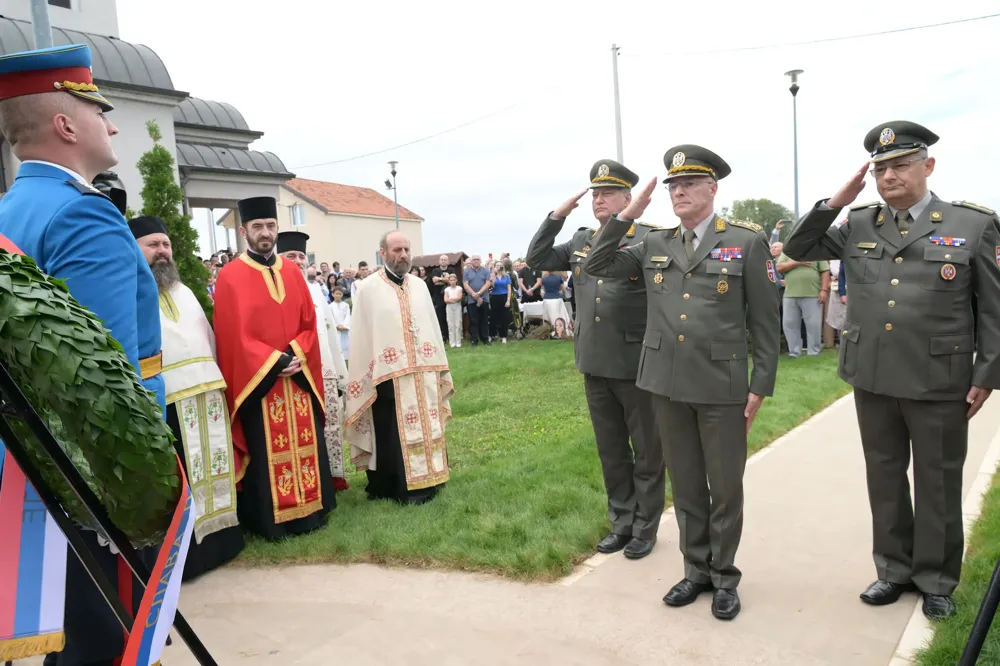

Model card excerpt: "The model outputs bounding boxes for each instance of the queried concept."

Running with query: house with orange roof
[218,177,424,268]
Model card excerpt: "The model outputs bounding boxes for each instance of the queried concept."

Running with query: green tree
[729,198,793,238]
[133,120,213,318]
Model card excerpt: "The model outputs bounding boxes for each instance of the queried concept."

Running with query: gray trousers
[853,388,968,596]
[782,296,823,356]
[583,375,665,540]
[652,396,747,589]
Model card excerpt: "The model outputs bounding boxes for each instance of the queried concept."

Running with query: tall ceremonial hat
[662,144,731,182]
[92,170,127,215]
[864,120,939,163]
[0,44,113,111]
[128,215,168,240]
[237,196,278,223]
[589,159,639,189]
[276,231,309,254]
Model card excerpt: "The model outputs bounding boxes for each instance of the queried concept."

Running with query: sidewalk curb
[888,421,1000,665]
[558,391,855,587]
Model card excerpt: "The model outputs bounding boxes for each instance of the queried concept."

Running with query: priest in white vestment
[129,216,244,581]
[277,231,350,491]
[346,230,454,504]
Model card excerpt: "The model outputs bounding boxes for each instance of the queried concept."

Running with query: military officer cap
[864,120,939,163]
[0,44,113,111]
[237,196,278,224]
[128,216,168,240]
[662,144,731,182]
[276,231,309,254]
[589,159,639,189]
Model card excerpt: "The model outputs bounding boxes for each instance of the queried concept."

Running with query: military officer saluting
[0,44,166,665]
[783,121,1000,620]
[584,145,780,620]
[526,160,666,559]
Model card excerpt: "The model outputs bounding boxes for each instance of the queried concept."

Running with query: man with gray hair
[345,230,455,504]
[430,253,452,343]
[463,254,493,346]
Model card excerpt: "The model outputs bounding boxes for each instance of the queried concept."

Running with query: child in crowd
[444,274,464,347]
[330,287,351,360]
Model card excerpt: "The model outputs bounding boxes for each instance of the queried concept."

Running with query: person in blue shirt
[488,262,513,342]
[0,44,165,666]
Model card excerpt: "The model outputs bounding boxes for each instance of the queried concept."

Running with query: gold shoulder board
[729,219,763,233]
[953,201,996,215]
[637,220,664,228]
[849,201,880,211]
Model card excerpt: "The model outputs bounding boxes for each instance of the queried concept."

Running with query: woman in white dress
[330,286,352,361]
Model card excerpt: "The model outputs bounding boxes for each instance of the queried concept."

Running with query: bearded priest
[345,230,455,505]
[277,230,350,491]
[213,196,335,539]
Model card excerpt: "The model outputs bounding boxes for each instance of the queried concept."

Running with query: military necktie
[683,229,696,259]
[896,209,910,235]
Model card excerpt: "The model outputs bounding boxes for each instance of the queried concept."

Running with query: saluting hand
[619,177,658,221]
[967,386,992,419]
[552,189,590,220]
[827,162,870,209]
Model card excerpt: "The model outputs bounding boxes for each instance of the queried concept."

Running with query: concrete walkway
[29,393,1000,665]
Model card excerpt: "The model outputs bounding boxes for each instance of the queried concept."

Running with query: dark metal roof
[176,142,293,178]
[0,17,180,94]
[173,98,258,133]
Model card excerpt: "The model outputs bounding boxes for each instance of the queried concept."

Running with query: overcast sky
[118,0,1000,263]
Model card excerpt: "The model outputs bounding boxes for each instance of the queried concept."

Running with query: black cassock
[165,403,245,582]
[236,355,336,541]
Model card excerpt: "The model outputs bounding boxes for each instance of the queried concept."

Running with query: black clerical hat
[277,231,309,255]
[237,196,278,224]
[128,215,168,240]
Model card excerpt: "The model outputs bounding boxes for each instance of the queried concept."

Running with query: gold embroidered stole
[261,377,323,523]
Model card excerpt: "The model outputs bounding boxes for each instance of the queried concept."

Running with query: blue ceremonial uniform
[0,162,166,414]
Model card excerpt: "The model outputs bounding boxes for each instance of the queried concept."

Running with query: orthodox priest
[129,215,244,580]
[213,196,335,539]
[277,230,350,491]
[345,230,454,504]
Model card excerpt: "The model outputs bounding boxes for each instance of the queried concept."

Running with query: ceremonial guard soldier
[526,159,665,559]
[0,44,165,665]
[584,145,780,620]
[783,121,1000,620]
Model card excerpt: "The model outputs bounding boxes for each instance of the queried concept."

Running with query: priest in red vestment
[213,196,335,540]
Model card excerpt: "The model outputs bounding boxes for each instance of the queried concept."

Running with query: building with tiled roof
[218,176,424,269]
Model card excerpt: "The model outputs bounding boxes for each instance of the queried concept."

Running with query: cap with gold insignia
[662,144,731,182]
[864,120,938,163]
[589,159,639,190]
[0,44,113,111]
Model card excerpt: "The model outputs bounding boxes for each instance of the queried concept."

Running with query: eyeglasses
[870,157,925,178]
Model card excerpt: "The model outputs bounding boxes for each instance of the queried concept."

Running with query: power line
[622,11,1000,58]
[290,11,1000,171]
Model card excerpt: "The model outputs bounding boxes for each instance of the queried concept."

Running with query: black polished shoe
[860,579,915,606]
[596,533,631,554]
[712,589,741,620]
[623,535,656,560]
[922,594,956,620]
[662,578,713,607]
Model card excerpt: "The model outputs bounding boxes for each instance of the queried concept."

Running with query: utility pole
[29,0,54,49]
[388,161,399,229]
[611,44,623,162]
[785,69,804,221]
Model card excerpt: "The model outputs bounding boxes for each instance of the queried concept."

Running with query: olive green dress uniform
[526,160,666,543]
[784,121,1000,598]
[584,146,781,590]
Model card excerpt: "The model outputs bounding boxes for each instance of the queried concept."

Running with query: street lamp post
[387,161,400,229]
[785,69,804,221]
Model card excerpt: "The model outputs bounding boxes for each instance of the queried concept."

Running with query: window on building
[307,252,316,266]
[48,0,73,8]
[290,203,306,227]
[374,252,384,266]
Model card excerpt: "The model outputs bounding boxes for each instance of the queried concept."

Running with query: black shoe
[712,589,741,620]
[596,533,631,554]
[922,594,956,620]
[860,580,915,606]
[623,535,656,560]
[662,578,713,607]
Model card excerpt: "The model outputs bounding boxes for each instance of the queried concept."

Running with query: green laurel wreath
[0,250,180,547]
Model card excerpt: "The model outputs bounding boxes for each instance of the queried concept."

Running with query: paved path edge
[888,420,1000,665]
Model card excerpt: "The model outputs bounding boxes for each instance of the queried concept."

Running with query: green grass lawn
[237,341,851,580]
[915,468,1000,665]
